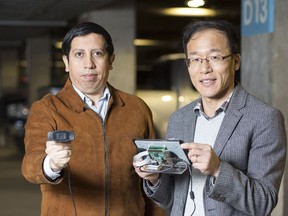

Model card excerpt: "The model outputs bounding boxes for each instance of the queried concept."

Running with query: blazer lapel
[213,84,248,156]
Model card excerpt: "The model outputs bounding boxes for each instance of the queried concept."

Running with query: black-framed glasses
[185,54,234,68]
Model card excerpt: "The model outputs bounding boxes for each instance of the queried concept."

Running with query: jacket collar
[57,79,124,113]
[226,82,248,113]
[106,82,124,107]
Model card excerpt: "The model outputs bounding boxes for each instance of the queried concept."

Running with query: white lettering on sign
[243,0,268,26]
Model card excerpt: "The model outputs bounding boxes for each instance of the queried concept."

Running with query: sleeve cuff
[144,178,161,196]
[43,155,62,181]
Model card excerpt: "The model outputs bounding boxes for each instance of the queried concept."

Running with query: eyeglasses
[185,54,234,68]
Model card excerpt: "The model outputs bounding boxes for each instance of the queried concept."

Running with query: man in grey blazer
[134,20,287,215]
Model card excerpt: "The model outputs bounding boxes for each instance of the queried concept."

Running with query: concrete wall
[241,1,288,215]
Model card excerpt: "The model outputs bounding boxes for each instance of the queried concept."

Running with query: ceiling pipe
[0,20,67,27]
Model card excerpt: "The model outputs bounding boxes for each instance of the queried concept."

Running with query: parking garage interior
[1,1,288,216]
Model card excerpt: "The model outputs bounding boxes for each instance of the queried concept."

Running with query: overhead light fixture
[134,39,175,46]
[161,95,173,102]
[187,0,205,8]
[54,41,62,49]
[159,7,216,17]
[157,53,185,62]
[134,39,162,46]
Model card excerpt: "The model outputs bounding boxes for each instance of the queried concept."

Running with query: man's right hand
[45,141,72,172]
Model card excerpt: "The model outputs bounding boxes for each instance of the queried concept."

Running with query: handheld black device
[47,130,75,142]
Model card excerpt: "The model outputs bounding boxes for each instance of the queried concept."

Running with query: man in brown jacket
[22,22,163,216]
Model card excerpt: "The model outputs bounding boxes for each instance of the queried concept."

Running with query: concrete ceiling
[0,0,240,48]
[0,0,117,47]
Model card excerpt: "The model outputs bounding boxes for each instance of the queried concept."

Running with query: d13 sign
[241,0,274,36]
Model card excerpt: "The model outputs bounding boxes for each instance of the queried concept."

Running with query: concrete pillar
[26,36,51,105]
[0,48,19,92]
[241,1,288,215]
[79,0,136,94]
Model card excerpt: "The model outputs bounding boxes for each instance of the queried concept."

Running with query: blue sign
[241,0,274,36]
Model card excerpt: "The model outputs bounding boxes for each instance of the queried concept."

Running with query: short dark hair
[182,20,240,57]
[62,22,114,57]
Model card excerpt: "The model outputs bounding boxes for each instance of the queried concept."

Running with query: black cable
[139,156,196,215]
[186,163,196,216]
[139,157,187,173]
[67,164,77,216]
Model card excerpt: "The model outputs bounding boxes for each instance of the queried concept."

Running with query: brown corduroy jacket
[22,79,164,216]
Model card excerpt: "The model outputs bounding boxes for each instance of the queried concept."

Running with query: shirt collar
[72,84,110,105]
[194,90,234,119]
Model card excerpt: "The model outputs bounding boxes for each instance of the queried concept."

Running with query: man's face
[63,33,115,97]
[186,29,240,102]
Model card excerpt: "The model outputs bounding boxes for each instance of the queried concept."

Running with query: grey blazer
[144,84,287,216]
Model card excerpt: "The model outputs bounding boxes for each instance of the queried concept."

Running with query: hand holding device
[133,139,190,174]
[133,163,160,185]
[46,131,75,171]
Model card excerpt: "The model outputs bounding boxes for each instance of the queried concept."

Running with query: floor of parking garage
[0,135,41,216]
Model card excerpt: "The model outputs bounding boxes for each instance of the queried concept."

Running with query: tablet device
[133,139,191,174]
